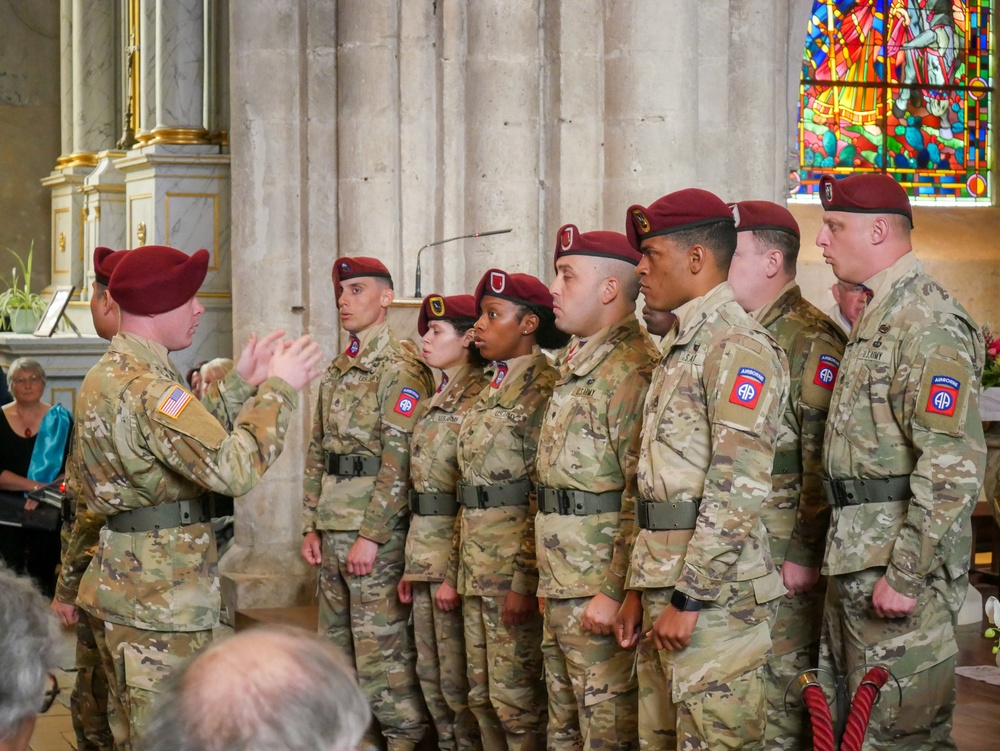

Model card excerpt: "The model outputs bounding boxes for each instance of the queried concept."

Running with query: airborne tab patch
[926,375,960,417]
[394,387,420,417]
[157,386,193,419]
[813,354,840,391]
[729,367,766,410]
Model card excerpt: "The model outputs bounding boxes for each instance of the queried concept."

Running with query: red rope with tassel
[799,674,836,751]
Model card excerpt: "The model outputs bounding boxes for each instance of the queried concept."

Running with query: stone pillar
[152,0,208,142]
[80,153,127,302]
[336,0,401,277]
[137,0,157,140]
[464,0,544,282]
[71,0,115,157]
[222,0,333,616]
[59,0,73,156]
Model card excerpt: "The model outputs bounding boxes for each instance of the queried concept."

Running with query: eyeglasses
[40,673,60,713]
[835,282,867,295]
[12,375,43,385]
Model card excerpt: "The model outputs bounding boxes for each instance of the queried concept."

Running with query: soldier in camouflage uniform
[727,202,847,749]
[50,247,128,751]
[816,173,986,751]
[398,293,487,751]
[536,224,657,751]
[300,256,433,751]
[75,245,322,751]
[454,268,569,751]
[614,189,790,751]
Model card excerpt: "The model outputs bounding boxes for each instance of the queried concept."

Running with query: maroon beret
[332,256,392,286]
[418,293,478,336]
[730,200,800,239]
[553,224,641,268]
[626,188,735,251]
[109,245,209,315]
[819,173,913,228]
[475,268,554,313]
[93,247,130,286]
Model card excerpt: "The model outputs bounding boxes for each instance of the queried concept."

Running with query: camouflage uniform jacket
[754,282,846,569]
[302,321,434,542]
[535,316,657,601]
[625,282,789,603]
[454,348,558,598]
[822,252,986,601]
[75,332,299,631]
[54,435,106,605]
[404,364,488,583]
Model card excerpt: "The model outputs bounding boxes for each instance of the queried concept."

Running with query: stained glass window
[795,1,993,203]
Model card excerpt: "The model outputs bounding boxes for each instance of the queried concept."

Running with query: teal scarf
[26,404,72,484]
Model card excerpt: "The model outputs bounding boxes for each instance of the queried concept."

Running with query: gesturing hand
[236,330,286,386]
[267,335,324,389]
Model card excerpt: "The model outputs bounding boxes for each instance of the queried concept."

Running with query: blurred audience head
[0,565,62,751]
[197,358,234,398]
[137,626,369,751]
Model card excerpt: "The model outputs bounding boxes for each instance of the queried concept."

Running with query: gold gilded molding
[81,206,89,220]
[137,221,146,245]
[56,152,99,169]
[94,205,101,220]
[147,128,212,145]
[58,232,66,252]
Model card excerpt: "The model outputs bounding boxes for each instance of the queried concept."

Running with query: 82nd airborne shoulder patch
[394,387,421,417]
[812,353,840,391]
[729,367,766,410]
[926,375,960,417]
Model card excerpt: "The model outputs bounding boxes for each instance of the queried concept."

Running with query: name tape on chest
[812,353,840,391]
[394,387,421,417]
[926,375,961,417]
[729,366,766,410]
[157,386,194,419]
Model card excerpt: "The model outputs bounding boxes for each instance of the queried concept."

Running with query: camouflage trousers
[411,581,480,751]
[638,585,776,751]
[72,613,113,750]
[541,597,638,751]
[318,529,428,750]
[464,594,547,751]
[762,583,824,750]
[819,568,961,751]
[91,616,211,751]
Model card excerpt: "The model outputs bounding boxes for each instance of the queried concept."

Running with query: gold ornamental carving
[58,232,66,253]
[147,127,212,146]
[136,221,146,245]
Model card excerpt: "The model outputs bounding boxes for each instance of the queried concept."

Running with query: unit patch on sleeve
[394,387,421,417]
[729,367,766,410]
[925,375,960,417]
[812,353,840,390]
[156,386,194,419]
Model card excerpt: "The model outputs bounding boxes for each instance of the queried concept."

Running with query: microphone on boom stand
[414,228,512,297]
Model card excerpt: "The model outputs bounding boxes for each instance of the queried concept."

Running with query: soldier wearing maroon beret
[301,256,433,750]
[74,245,322,749]
[817,173,985,751]
[728,200,846,750]
[615,188,790,751]
[455,268,567,749]
[49,245,131,751]
[537,225,658,750]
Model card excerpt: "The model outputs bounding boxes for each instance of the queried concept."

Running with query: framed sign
[33,285,75,337]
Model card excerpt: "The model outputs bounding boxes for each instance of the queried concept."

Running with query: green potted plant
[0,242,47,333]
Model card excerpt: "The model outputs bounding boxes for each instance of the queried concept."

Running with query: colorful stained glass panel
[795,0,994,204]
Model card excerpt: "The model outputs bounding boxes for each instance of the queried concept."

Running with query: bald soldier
[300,256,434,751]
[537,225,658,750]
[50,247,129,751]
[727,202,846,749]
[817,173,986,751]
[614,189,789,751]
[75,245,322,751]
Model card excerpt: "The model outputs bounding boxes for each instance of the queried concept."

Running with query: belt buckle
[557,489,571,515]
[352,456,364,476]
[637,500,649,529]
[476,486,489,510]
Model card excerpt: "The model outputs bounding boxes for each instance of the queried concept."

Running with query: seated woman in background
[0,358,72,597]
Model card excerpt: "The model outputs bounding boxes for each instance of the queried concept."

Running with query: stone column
[137,0,156,140]
[336,0,401,277]
[152,0,208,142]
[59,0,73,156]
[71,0,115,158]
[464,0,544,282]
[222,0,335,616]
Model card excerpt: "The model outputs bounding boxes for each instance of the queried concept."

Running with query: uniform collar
[335,320,392,373]
[561,315,643,380]
[666,281,735,349]
[431,363,486,411]
[112,332,179,378]
[752,281,799,326]
[854,252,920,340]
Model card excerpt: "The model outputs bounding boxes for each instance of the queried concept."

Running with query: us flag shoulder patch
[157,386,194,419]
[394,387,420,417]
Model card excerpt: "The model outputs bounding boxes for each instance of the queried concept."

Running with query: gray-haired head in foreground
[136,625,370,751]
[0,565,61,743]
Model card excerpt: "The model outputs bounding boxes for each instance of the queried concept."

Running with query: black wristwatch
[670,589,704,612]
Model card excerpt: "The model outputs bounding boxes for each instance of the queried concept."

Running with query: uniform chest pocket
[539,391,606,472]
[329,380,381,440]
[651,363,703,459]
[831,361,898,454]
